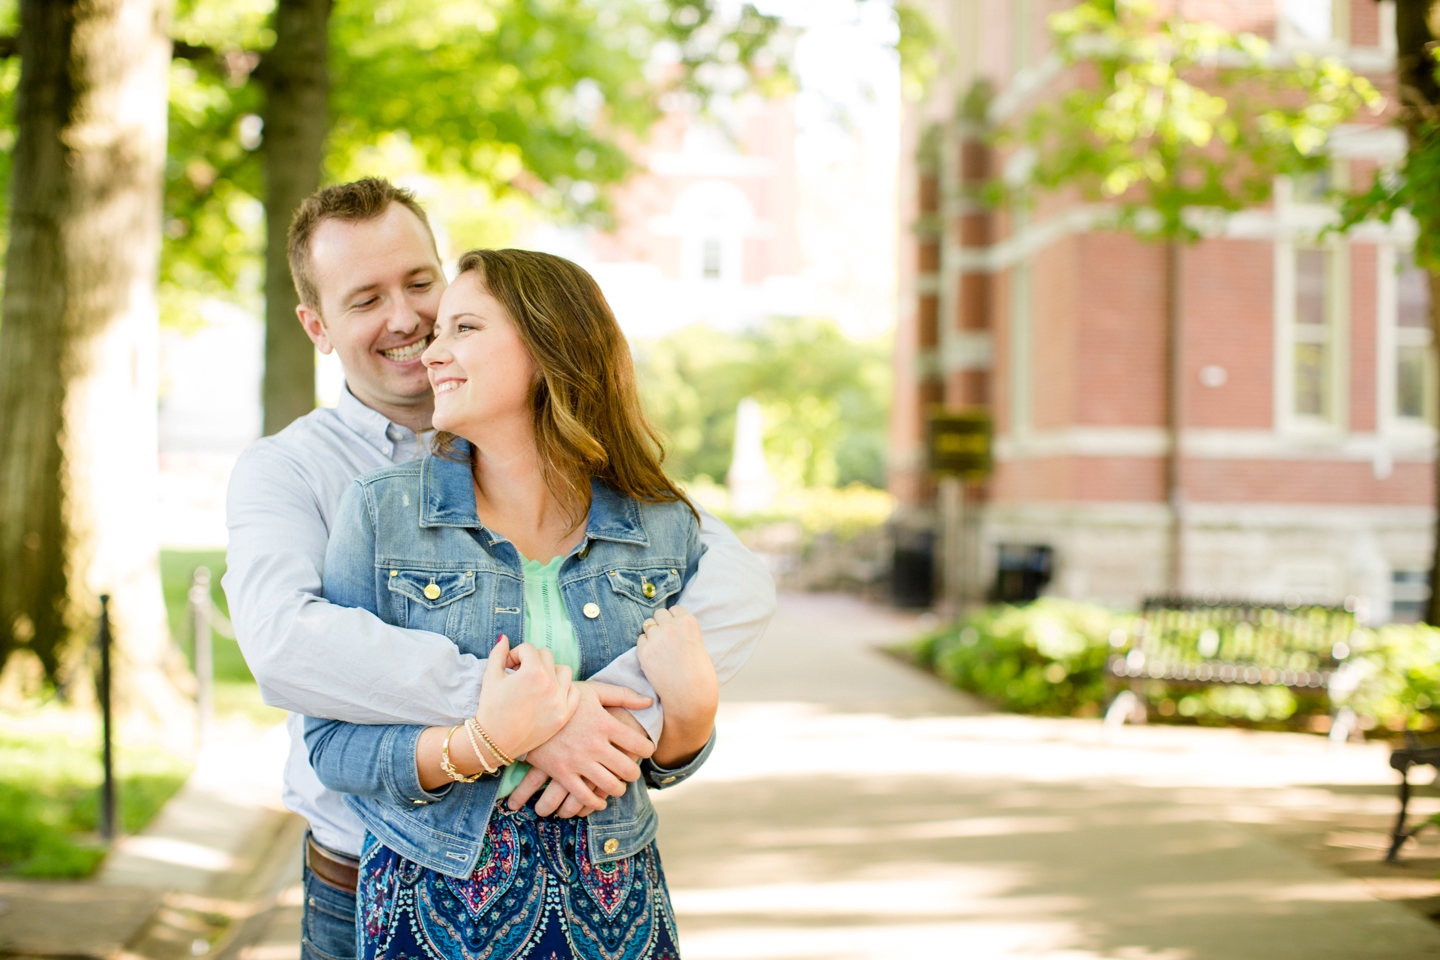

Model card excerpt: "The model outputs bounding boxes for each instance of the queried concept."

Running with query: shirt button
[603,838,619,854]
[583,602,600,619]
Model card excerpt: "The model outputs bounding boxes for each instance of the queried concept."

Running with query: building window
[1293,248,1334,419]
[1395,253,1435,424]
[1277,241,1348,431]
[1280,0,1348,45]
[1391,569,1431,624]
[1013,0,1034,74]
[702,238,723,280]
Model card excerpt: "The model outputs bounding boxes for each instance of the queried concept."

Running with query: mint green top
[497,555,582,797]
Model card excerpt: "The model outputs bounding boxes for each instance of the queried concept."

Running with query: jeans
[301,853,357,960]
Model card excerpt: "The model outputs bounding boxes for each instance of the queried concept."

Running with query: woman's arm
[636,605,718,767]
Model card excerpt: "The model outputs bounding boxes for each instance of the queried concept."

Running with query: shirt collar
[335,384,397,459]
[336,383,428,463]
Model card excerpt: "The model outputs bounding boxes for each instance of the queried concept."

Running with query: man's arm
[682,503,776,681]
[223,446,483,726]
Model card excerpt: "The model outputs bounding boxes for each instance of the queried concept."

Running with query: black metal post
[98,594,116,842]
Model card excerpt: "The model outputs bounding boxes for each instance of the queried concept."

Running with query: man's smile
[380,339,428,362]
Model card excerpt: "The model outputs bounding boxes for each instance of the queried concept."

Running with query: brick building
[892,0,1434,621]
[575,99,806,339]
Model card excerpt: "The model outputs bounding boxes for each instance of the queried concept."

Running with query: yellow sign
[927,408,992,479]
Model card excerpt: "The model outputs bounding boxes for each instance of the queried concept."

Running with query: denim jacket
[304,448,713,878]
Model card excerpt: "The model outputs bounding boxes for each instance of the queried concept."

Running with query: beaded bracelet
[463,718,498,775]
[469,718,516,767]
[440,725,484,783]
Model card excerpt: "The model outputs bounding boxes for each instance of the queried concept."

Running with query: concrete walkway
[653,593,1440,960]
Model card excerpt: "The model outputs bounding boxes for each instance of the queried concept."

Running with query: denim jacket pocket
[605,567,683,608]
[386,569,477,638]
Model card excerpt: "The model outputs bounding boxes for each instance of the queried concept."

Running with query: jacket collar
[418,446,648,547]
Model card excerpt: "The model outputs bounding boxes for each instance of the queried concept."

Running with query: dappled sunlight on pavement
[652,593,1440,960]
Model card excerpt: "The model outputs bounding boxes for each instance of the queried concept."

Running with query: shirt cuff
[385,724,452,808]
[641,728,716,789]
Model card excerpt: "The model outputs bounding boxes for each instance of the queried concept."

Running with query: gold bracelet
[472,720,515,767]
[463,718,498,775]
[440,725,484,783]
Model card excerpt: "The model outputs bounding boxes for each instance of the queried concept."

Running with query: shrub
[911,599,1128,716]
[909,600,1440,731]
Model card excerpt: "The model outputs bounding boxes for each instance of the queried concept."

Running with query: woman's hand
[413,637,579,790]
[636,606,718,767]
[474,635,580,761]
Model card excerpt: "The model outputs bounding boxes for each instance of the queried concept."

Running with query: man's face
[297,202,446,420]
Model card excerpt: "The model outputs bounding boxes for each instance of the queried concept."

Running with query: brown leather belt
[305,834,359,892]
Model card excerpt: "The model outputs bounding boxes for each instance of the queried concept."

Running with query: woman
[305,248,720,960]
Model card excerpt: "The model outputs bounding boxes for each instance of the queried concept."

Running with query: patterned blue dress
[356,795,681,960]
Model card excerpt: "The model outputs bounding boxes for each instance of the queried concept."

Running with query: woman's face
[423,272,537,439]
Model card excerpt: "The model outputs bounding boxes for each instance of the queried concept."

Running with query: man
[223,178,775,960]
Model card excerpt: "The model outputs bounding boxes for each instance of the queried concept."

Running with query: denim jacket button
[603,838,619,854]
[583,602,600,619]
[660,776,677,784]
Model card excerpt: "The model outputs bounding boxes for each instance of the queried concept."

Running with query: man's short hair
[286,178,437,311]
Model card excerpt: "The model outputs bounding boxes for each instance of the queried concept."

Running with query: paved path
[653,593,1440,960]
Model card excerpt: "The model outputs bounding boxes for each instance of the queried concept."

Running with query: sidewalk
[0,720,306,960]
[654,592,1440,960]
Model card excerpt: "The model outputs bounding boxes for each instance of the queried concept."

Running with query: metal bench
[1387,732,1440,862]
[1104,596,1364,742]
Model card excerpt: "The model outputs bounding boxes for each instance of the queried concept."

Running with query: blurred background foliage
[0,0,797,326]
[635,316,892,492]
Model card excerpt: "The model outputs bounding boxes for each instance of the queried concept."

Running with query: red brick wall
[1075,233,1169,428]
[1188,459,1431,505]
[1185,238,1275,430]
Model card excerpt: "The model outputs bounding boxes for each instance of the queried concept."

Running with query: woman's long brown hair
[433,248,695,530]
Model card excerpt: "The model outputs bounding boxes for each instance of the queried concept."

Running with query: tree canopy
[1010,0,1381,239]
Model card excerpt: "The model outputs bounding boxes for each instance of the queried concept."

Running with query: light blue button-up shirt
[223,387,775,855]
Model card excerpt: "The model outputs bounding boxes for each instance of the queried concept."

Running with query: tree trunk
[1426,266,1440,625]
[1394,2,1440,624]
[0,0,191,738]
[261,0,331,435]
[1165,237,1185,596]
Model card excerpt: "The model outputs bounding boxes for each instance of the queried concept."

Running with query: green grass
[0,726,191,877]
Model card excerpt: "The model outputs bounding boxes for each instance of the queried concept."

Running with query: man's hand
[506,681,654,817]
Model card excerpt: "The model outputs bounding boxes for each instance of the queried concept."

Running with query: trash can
[891,526,935,609]
[992,543,1052,603]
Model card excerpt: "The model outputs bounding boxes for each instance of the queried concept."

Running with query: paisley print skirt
[355,800,681,960]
